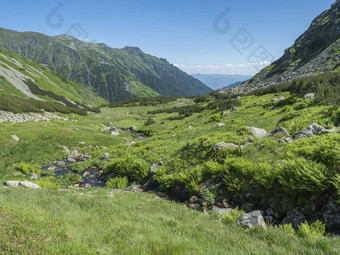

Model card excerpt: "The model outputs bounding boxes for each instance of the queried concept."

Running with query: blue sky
[0,0,335,75]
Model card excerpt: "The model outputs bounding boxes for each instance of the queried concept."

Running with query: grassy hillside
[0,47,107,108]
[0,74,339,253]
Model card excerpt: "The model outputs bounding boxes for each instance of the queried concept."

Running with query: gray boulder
[267,126,291,138]
[19,181,41,190]
[281,207,305,230]
[213,142,239,152]
[3,181,20,187]
[323,199,340,232]
[249,127,267,138]
[110,131,120,136]
[237,210,266,229]
[293,123,333,140]
[304,93,315,99]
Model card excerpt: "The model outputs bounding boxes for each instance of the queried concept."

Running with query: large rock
[267,126,291,138]
[19,181,41,190]
[249,127,267,138]
[281,207,305,229]
[110,131,120,136]
[213,142,239,152]
[293,123,334,140]
[323,199,340,232]
[237,210,266,229]
[3,181,20,187]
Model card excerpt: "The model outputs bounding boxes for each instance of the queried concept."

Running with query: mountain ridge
[0,28,212,102]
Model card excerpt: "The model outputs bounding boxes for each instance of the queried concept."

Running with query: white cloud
[172,62,272,75]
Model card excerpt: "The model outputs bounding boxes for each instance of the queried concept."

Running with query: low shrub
[277,158,332,198]
[16,162,40,175]
[297,220,326,238]
[106,176,128,189]
[218,207,245,224]
[105,157,149,184]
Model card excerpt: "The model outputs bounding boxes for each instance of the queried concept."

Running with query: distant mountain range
[0,47,105,108]
[0,28,212,102]
[191,74,253,90]
[232,0,340,93]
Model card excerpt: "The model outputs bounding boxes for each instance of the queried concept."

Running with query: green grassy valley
[0,74,339,253]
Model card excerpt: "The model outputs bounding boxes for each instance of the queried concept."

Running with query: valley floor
[0,91,339,254]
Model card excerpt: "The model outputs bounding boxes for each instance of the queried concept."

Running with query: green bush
[144,117,156,126]
[297,220,325,238]
[275,224,296,235]
[16,162,40,175]
[199,189,215,205]
[34,180,61,190]
[70,159,103,173]
[106,176,128,189]
[218,207,245,224]
[223,159,276,193]
[288,135,340,169]
[105,157,149,184]
[278,158,332,198]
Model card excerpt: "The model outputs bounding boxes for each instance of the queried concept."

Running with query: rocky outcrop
[223,1,340,93]
[293,123,336,139]
[0,110,68,123]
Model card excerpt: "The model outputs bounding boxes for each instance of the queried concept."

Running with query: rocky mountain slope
[0,47,106,108]
[231,0,340,93]
[0,28,212,102]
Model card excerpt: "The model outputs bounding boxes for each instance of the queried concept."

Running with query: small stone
[101,153,110,160]
[31,174,38,180]
[217,123,225,127]
[110,131,120,136]
[130,126,138,132]
[11,134,20,141]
